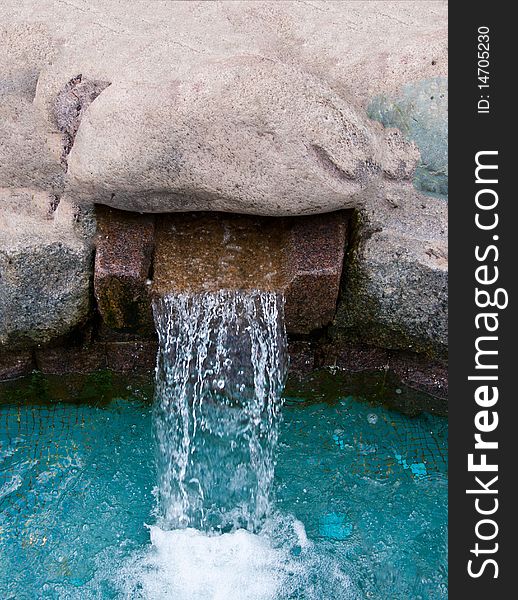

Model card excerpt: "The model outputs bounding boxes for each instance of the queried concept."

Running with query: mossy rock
[368,78,448,199]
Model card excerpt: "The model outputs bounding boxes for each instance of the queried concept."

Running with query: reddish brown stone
[152,213,287,296]
[0,352,34,380]
[318,342,390,372]
[389,351,448,400]
[283,212,348,334]
[152,211,349,335]
[94,205,155,334]
[96,322,157,343]
[288,341,315,377]
[35,344,107,375]
[105,340,158,374]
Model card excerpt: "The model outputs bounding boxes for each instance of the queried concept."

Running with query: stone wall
[0,1,448,403]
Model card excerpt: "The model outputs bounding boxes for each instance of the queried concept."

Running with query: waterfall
[152,290,288,533]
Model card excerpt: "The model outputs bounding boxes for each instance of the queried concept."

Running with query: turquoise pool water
[0,385,447,599]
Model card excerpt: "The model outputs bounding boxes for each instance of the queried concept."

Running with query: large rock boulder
[332,182,447,359]
[1,0,446,215]
[65,57,418,215]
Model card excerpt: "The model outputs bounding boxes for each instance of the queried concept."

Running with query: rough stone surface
[287,341,315,377]
[94,206,155,334]
[0,337,445,411]
[0,24,64,194]
[0,23,56,99]
[390,352,447,401]
[32,340,159,376]
[64,58,418,215]
[0,190,93,349]
[317,341,447,402]
[318,343,390,373]
[0,1,448,365]
[1,0,445,215]
[54,74,111,166]
[0,95,63,194]
[152,213,287,295]
[35,344,106,375]
[286,345,447,416]
[332,182,447,359]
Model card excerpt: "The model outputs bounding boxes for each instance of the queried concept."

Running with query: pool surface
[0,383,447,599]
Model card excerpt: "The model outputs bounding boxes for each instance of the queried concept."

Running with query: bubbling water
[152,290,288,533]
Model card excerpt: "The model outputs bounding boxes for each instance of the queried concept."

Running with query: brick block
[94,206,155,333]
[284,212,348,334]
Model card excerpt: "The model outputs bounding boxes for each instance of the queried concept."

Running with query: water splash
[152,290,287,532]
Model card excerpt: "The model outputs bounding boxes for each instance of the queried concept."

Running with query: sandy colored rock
[3,1,447,111]
[0,22,63,193]
[65,57,416,215]
[0,23,56,100]
[0,1,448,356]
[1,0,446,215]
[0,96,63,194]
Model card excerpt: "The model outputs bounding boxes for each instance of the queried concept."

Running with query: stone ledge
[318,341,447,404]
[0,339,446,414]
[151,211,349,335]
[105,341,158,374]
[31,341,158,377]
[0,352,35,380]
[35,345,106,375]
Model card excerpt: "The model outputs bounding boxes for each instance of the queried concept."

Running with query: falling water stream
[152,290,288,533]
[130,290,316,598]
[139,290,365,599]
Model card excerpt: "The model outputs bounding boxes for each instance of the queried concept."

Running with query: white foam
[116,516,358,600]
[292,518,311,550]
[119,525,296,600]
